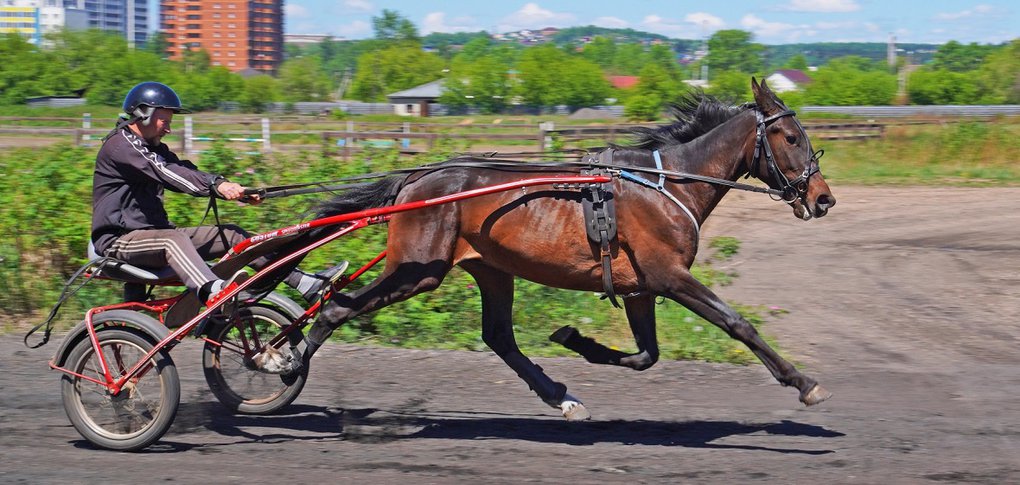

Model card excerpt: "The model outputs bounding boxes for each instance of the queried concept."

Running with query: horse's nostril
[816,194,835,209]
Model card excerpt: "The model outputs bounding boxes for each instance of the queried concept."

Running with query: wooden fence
[0,114,898,158]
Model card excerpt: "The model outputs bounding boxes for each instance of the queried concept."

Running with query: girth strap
[581,153,621,309]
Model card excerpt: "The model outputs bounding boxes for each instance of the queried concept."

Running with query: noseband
[749,110,822,203]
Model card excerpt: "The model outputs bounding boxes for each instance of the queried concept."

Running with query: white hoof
[252,347,295,374]
[560,394,591,421]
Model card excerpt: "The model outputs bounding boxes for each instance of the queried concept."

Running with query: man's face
[136,108,174,145]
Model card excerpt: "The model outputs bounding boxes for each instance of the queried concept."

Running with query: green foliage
[705,70,755,103]
[348,43,445,102]
[623,62,687,120]
[803,56,897,105]
[513,44,611,108]
[439,41,517,113]
[706,30,765,74]
[278,56,332,102]
[931,41,995,72]
[238,75,279,112]
[975,39,1020,104]
[372,9,420,43]
[907,69,980,105]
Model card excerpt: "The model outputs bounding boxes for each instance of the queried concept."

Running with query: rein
[245,158,787,200]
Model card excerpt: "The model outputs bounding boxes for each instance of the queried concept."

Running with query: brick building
[160,0,283,73]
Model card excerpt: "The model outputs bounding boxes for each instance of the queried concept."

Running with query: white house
[765,69,813,93]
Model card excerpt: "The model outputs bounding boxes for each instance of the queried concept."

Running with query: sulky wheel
[60,317,180,452]
[202,305,308,415]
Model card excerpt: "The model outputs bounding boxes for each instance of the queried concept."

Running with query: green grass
[816,119,1020,186]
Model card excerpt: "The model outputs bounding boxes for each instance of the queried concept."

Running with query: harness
[750,109,823,202]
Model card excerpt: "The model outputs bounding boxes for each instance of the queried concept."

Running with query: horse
[293,78,836,420]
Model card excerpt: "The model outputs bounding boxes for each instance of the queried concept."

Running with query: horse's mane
[627,92,755,151]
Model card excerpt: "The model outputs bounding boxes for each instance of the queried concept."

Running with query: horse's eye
[785,135,798,145]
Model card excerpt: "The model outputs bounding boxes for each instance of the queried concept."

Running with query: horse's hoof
[252,347,296,375]
[560,394,591,421]
[800,384,833,406]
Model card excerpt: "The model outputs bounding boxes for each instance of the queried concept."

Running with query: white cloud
[641,14,697,38]
[740,14,799,41]
[593,16,628,28]
[934,4,995,21]
[285,4,308,19]
[421,12,480,35]
[785,0,860,12]
[498,3,575,31]
[684,12,724,29]
[343,0,374,13]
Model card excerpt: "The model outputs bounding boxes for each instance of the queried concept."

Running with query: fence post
[82,113,91,144]
[538,121,555,151]
[402,121,410,149]
[261,117,271,153]
[183,116,193,155]
[345,120,354,161]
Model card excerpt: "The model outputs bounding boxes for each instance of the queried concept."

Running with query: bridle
[748,109,823,203]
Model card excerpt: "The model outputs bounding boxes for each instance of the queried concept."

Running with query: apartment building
[1,0,88,45]
[161,0,283,73]
[62,0,148,47]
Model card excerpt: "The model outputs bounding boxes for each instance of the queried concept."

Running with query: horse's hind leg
[549,294,660,371]
[461,261,590,421]
[667,271,831,406]
[301,260,452,360]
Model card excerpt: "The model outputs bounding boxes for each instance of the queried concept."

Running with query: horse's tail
[312,176,404,219]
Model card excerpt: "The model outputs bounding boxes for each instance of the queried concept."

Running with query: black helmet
[122,82,191,124]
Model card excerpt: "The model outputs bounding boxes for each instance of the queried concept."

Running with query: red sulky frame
[48,174,613,395]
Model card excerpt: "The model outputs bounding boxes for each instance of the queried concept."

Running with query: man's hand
[216,181,261,204]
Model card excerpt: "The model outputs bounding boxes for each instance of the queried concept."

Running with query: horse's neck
[668,112,757,219]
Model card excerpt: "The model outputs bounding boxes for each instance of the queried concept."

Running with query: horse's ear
[751,76,780,113]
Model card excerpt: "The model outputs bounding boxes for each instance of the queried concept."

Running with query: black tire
[60,322,180,452]
[202,305,308,414]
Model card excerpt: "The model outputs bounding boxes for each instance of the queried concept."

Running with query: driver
[91,81,346,308]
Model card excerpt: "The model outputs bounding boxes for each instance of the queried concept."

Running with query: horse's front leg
[549,294,660,371]
[667,272,832,406]
[462,261,590,421]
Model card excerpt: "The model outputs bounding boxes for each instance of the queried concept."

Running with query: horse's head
[749,77,836,220]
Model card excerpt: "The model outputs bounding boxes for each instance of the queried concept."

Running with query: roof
[387,79,445,100]
[771,69,812,84]
[608,75,640,90]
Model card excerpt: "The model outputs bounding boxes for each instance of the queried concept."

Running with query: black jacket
[91,127,223,254]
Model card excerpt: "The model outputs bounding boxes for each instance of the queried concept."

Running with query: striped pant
[104,225,274,291]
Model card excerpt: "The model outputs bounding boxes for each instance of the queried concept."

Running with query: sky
[281,0,1018,45]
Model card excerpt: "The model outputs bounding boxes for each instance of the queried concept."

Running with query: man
[91,81,345,307]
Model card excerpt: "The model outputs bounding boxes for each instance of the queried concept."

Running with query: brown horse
[297,78,835,420]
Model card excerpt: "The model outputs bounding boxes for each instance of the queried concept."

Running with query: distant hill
[765,42,940,67]
[422,27,942,67]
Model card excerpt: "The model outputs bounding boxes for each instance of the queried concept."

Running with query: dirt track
[3,186,1020,483]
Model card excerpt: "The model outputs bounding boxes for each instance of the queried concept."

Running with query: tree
[803,56,897,105]
[144,31,171,59]
[238,75,279,112]
[705,70,754,103]
[623,62,688,120]
[348,44,445,102]
[931,40,993,72]
[907,69,979,104]
[513,44,610,108]
[706,30,764,74]
[440,42,517,113]
[975,39,1020,104]
[373,9,420,43]
[785,54,809,71]
[581,36,617,70]
[278,56,331,102]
